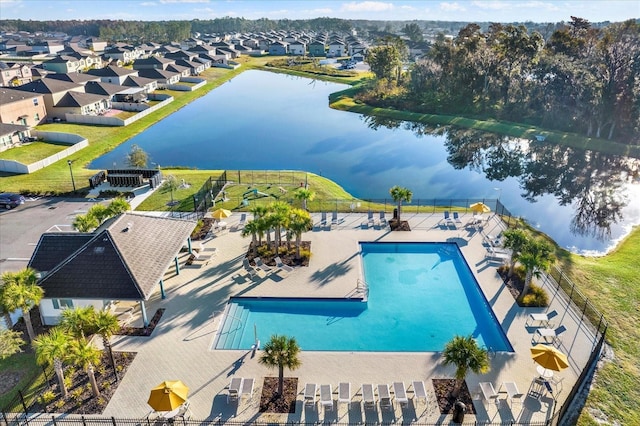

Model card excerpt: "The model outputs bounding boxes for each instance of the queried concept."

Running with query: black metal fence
[1,415,551,426]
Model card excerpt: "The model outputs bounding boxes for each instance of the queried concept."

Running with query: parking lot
[0,197,109,275]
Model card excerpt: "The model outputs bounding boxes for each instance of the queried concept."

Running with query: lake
[90,70,640,255]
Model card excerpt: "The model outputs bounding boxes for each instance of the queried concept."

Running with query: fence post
[52,415,57,426]
[18,390,28,414]
[82,415,87,426]
[111,416,117,426]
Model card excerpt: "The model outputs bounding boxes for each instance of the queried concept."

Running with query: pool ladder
[354,278,369,301]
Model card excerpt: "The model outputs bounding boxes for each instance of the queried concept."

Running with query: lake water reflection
[90,70,640,254]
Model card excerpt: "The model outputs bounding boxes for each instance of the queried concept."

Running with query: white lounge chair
[411,380,428,405]
[228,377,243,403]
[318,212,328,228]
[500,382,524,407]
[453,211,462,225]
[242,258,259,278]
[367,211,375,226]
[479,382,499,406]
[234,213,247,230]
[362,384,376,409]
[338,382,351,406]
[527,310,558,328]
[485,247,511,262]
[241,377,254,402]
[254,257,272,273]
[393,382,408,408]
[378,384,392,409]
[379,211,388,227]
[274,256,294,273]
[331,211,343,227]
[535,325,567,345]
[483,232,503,247]
[304,383,317,406]
[320,384,333,411]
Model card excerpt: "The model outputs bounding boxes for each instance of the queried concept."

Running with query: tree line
[365,17,640,145]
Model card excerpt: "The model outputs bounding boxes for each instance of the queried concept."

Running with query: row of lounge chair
[242,256,293,278]
[227,377,254,404]
[526,309,567,345]
[304,381,428,411]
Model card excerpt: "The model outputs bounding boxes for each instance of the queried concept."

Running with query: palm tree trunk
[87,365,100,397]
[54,359,68,397]
[23,309,35,342]
[295,235,302,259]
[522,269,534,297]
[2,312,13,329]
[278,365,284,395]
[508,256,516,277]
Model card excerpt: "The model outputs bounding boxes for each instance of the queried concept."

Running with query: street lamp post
[67,160,76,192]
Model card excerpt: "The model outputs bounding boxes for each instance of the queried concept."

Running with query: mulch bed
[432,379,477,415]
[259,377,298,413]
[246,242,311,267]
[191,217,215,240]
[389,219,411,231]
[36,351,137,414]
[117,308,165,336]
[497,266,524,301]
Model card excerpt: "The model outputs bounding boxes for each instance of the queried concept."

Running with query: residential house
[328,39,346,57]
[269,40,288,56]
[188,44,217,56]
[41,55,86,73]
[0,87,46,126]
[165,63,191,78]
[31,40,64,55]
[28,213,196,326]
[15,78,83,121]
[87,65,139,85]
[0,62,32,87]
[87,37,108,52]
[308,40,326,57]
[121,75,158,93]
[0,122,31,152]
[54,91,111,117]
[174,59,206,75]
[103,46,137,64]
[289,41,306,56]
[84,81,146,103]
[44,72,100,86]
[136,68,181,87]
[132,56,175,71]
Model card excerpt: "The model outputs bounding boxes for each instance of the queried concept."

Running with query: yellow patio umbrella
[530,344,569,374]
[470,202,491,214]
[212,208,232,220]
[147,380,190,412]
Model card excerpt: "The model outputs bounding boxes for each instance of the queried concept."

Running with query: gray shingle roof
[16,78,81,94]
[30,213,196,301]
[55,91,107,107]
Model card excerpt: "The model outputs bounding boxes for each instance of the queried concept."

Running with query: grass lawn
[0,142,68,163]
[0,351,46,412]
[135,170,223,211]
[559,228,640,426]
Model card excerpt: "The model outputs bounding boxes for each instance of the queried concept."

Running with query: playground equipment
[242,188,271,199]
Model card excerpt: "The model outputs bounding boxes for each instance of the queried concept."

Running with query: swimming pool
[214,242,512,352]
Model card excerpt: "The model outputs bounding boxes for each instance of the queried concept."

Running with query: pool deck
[102,212,598,424]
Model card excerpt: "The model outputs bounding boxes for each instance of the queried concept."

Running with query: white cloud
[470,1,510,10]
[440,2,466,12]
[140,2,157,6]
[340,1,394,13]
[307,8,333,15]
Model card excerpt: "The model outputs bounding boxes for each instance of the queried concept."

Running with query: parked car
[0,193,25,209]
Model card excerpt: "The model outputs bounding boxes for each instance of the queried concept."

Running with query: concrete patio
[101,211,598,424]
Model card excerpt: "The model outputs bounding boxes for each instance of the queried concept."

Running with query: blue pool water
[215,242,512,352]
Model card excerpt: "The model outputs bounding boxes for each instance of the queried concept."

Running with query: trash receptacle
[393,208,398,219]
[452,400,466,423]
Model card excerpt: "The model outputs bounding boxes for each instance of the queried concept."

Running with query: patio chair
[274,256,294,273]
[331,211,343,227]
[338,382,351,406]
[234,213,247,230]
[254,257,273,273]
[499,382,524,407]
[241,378,255,402]
[393,381,409,408]
[320,384,333,411]
[318,212,328,228]
[304,383,317,406]
[176,400,193,419]
[441,210,452,225]
[535,325,567,345]
[483,232,503,247]
[527,310,558,328]
[453,211,462,225]
[378,384,392,410]
[242,258,259,278]
[362,384,376,409]
[479,382,499,406]
[411,380,428,405]
[484,247,511,263]
[228,377,243,403]
[379,211,388,227]
[367,210,375,226]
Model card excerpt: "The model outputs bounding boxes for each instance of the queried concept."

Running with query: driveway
[0,197,108,275]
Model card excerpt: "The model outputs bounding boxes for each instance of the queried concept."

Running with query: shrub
[298,248,311,260]
[63,376,73,390]
[256,245,275,258]
[54,399,65,410]
[71,388,83,402]
[40,390,56,405]
[518,284,549,307]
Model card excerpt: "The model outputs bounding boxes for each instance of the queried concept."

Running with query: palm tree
[87,204,111,224]
[519,238,555,296]
[0,282,13,329]
[250,205,268,220]
[0,329,25,359]
[0,268,44,343]
[389,186,413,223]
[502,228,529,277]
[59,306,97,339]
[73,214,99,232]
[269,202,290,255]
[93,309,121,381]
[293,188,315,211]
[107,197,130,216]
[69,338,102,397]
[33,328,72,397]
[241,220,260,255]
[259,335,302,396]
[289,209,313,259]
[442,335,490,397]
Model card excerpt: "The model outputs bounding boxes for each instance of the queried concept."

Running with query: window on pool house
[52,299,74,310]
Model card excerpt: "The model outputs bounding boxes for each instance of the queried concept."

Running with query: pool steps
[217,303,249,349]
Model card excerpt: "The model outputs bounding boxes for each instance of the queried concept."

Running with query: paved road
[0,197,107,275]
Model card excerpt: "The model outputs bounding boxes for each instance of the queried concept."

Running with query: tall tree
[59,306,97,340]
[442,335,490,397]
[72,213,99,233]
[125,144,148,168]
[519,238,555,296]
[69,339,102,397]
[501,229,530,277]
[402,22,423,43]
[92,309,121,381]
[259,335,302,396]
[293,188,315,211]
[288,208,313,259]
[33,328,72,398]
[389,186,413,223]
[0,268,44,343]
[107,197,130,216]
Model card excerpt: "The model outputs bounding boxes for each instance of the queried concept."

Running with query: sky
[0,0,638,23]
